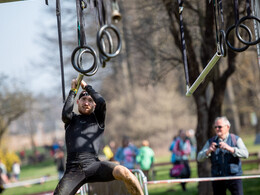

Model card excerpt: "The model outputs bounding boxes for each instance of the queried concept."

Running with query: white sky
[0,0,60,95]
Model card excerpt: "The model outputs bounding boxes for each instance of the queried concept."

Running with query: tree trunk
[195,94,213,195]
[119,0,136,104]
[225,80,241,134]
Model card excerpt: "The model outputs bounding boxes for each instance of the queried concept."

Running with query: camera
[214,142,219,148]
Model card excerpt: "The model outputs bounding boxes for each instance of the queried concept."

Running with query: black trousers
[212,179,243,195]
[54,153,117,195]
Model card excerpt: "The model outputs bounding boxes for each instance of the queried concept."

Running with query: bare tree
[0,74,32,142]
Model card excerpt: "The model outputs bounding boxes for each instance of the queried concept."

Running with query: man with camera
[197,116,248,195]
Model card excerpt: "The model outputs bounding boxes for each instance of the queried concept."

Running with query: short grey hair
[214,116,231,127]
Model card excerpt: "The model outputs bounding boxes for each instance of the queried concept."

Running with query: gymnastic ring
[97,24,122,58]
[235,15,260,46]
[225,24,252,52]
[77,49,99,76]
[219,30,227,57]
[100,29,114,55]
[97,24,120,58]
[98,30,112,68]
[77,49,96,71]
[71,45,97,74]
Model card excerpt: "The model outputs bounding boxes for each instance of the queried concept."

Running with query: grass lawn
[3,180,58,195]
[2,133,260,195]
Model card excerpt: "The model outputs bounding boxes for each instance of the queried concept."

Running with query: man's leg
[212,180,227,195]
[53,170,86,195]
[227,179,243,195]
[112,165,144,195]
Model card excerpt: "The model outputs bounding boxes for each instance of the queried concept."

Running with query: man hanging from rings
[54,78,143,195]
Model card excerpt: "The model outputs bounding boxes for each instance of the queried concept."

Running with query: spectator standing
[103,140,116,161]
[0,166,5,193]
[19,149,25,161]
[115,136,138,169]
[51,139,60,157]
[12,161,21,181]
[186,129,197,160]
[0,158,9,193]
[173,129,191,191]
[197,116,249,195]
[169,135,177,164]
[136,140,154,180]
[54,148,65,180]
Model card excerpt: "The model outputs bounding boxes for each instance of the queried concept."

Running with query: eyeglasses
[214,126,224,129]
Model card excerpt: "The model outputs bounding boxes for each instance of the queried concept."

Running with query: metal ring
[101,29,114,54]
[97,24,122,58]
[71,45,97,74]
[77,48,99,76]
[235,15,260,46]
[77,49,97,72]
[77,49,99,76]
[225,24,252,52]
[219,30,227,57]
[99,30,112,67]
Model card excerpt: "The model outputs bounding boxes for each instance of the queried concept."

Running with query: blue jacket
[209,134,242,177]
[169,140,176,163]
[115,144,139,169]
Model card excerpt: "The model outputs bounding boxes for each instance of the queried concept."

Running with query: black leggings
[54,153,117,195]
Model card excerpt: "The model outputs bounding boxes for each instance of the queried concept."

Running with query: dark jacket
[209,134,242,177]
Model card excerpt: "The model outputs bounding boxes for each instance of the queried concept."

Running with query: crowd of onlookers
[99,130,197,187]
[102,136,155,180]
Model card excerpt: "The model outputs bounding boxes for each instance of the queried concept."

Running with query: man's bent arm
[197,141,210,162]
[84,85,106,126]
[62,90,76,124]
[232,138,249,158]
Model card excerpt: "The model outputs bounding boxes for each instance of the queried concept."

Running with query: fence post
[258,151,260,170]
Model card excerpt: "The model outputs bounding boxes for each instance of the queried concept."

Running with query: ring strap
[177,0,190,89]
[246,0,251,16]
[234,0,239,24]
[56,0,66,102]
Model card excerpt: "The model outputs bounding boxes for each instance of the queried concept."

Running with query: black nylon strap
[217,0,224,31]
[213,0,219,43]
[56,0,66,102]
[214,0,226,56]
[76,0,87,46]
[246,0,251,16]
[94,0,107,27]
[177,0,189,87]
[234,0,239,24]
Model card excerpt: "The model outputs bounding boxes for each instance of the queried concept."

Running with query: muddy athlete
[54,79,143,195]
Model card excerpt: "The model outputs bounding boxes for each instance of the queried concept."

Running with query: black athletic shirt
[62,85,106,155]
